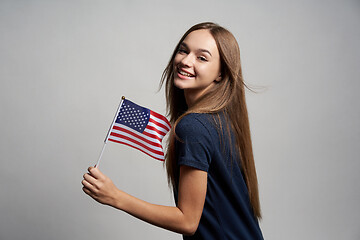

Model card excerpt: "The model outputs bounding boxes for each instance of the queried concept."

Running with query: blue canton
[115,99,150,133]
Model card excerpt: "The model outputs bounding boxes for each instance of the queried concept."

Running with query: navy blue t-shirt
[174,113,263,240]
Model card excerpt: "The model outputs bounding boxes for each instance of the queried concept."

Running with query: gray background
[1,0,359,239]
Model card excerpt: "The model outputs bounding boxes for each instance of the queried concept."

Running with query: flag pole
[95,142,106,168]
[95,96,125,168]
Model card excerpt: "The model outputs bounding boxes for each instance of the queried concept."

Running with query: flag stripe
[149,118,169,134]
[109,131,163,152]
[108,138,164,161]
[149,113,169,133]
[147,120,168,135]
[113,124,159,144]
[150,111,171,130]
[142,128,163,142]
[151,110,170,125]
[113,123,161,142]
[145,124,168,138]
[109,133,164,157]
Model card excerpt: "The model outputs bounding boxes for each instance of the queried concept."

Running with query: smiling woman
[173,30,222,107]
[82,22,264,240]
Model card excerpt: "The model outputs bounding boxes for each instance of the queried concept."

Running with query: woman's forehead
[182,30,219,56]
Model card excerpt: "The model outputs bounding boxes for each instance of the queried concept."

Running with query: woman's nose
[180,54,194,67]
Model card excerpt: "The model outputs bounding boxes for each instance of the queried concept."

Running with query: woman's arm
[82,165,207,235]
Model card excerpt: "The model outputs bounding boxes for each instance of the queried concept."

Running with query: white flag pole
[95,142,107,168]
[95,96,125,168]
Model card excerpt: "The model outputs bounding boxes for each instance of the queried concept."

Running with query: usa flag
[107,98,171,161]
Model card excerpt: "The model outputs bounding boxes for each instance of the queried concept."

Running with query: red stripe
[149,118,169,132]
[109,132,163,156]
[150,111,171,128]
[112,125,162,147]
[142,129,162,142]
[108,139,164,161]
[113,125,161,142]
[145,125,167,138]
[142,130,162,141]
[110,131,162,150]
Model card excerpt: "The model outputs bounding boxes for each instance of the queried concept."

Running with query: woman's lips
[178,70,194,77]
[177,69,195,79]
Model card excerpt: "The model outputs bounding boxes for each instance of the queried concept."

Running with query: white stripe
[143,127,166,138]
[147,121,168,135]
[108,136,164,159]
[150,114,171,130]
[110,128,163,152]
[113,123,159,144]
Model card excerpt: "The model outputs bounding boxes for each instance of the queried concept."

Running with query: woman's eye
[198,56,208,62]
[178,49,187,54]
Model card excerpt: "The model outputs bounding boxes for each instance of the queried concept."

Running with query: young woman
[82,22,264,239]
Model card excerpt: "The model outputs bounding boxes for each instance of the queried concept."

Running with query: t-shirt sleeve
[175,115,214,172]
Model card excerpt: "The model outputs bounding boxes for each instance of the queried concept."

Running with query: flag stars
[116,100,151,132]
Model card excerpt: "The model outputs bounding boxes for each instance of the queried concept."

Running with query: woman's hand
[82,166,121,206]
[81,165,207,235]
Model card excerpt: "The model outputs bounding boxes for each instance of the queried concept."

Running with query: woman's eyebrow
[180,42,212,56]
[198,48,212,56]
[179,42,188,49]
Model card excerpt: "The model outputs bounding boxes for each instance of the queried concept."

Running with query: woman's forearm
[113,189,197,235]
[82,166,206,236]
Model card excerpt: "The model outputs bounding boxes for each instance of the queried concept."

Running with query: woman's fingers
[82,177,94,190]
[82,167,110,194]
[88,166,94,173]
[82,166,104,189]
[83,172,96,185]
[82,167,103,194]
[82,186,91,195]
[81,167,119,206]
[88,166,103,180]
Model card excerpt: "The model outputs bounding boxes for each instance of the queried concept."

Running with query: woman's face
[173,29,221,103]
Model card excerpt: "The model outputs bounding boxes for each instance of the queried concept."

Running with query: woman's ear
[215,74,222,82]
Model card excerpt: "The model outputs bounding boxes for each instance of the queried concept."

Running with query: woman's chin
[174,79,189,90]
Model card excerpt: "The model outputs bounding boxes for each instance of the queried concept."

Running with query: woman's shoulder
[177,113,213,128]
[175,113,215,137]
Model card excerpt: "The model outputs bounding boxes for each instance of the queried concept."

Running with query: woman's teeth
[179,70,194,77]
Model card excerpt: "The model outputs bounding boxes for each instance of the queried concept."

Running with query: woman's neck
[184,90,196,108]
[184,82,217,108]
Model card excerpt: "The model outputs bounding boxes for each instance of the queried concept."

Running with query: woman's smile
[173,29,221,105]
[177,69,195,79]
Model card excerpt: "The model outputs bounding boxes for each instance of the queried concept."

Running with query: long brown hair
[160,22,261,219]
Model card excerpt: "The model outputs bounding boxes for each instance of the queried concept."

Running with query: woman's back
[174,113,263,240]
